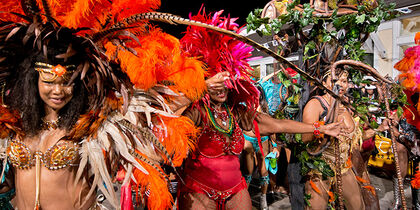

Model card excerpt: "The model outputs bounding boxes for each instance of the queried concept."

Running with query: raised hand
[205,71,230,90]
[320,120,344,138]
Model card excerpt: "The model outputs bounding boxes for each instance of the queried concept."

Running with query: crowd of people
[0,1,419,210]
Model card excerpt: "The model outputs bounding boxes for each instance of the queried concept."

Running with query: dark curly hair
[311,68,348,97]
[2,28,88,136]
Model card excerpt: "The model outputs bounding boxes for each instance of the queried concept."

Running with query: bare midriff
[10,129,95,210]
[14,166,95,210]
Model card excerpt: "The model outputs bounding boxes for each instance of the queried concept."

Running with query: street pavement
[102,172,416,209]
[249,173,415,210]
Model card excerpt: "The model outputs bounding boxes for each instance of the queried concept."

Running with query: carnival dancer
[243,85,279,210]
[394,31,420,210]
[302,69,388,210]
[0,1,214,209]
[178,10,343,210]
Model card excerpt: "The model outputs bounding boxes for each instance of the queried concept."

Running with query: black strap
[310,96,330,120]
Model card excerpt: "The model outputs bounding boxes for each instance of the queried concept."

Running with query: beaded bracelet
[313,121,324,138]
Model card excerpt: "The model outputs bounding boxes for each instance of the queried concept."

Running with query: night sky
[158,0,269,37]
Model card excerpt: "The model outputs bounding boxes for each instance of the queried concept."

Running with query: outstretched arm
[301,99,324,143]
[255,112,341,138]
[362,118,395,140]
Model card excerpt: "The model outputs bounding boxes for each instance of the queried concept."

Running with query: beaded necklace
[203,103,234,136]
[42,116,61,130]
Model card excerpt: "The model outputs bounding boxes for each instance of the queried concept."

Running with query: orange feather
[167,54,207,100]
[132,151,173,210]
[401,73,417,90]
[328,191,335,202]
[394,56,416,73]
[61,0,103,28]
[0,1,25,23]
[154,115,198,166]
[0,0,161,30]
[362,185,376,196]
[110,0,160,22]
[105,27,207,100]
[355,176,368,183]
[345,155,352,168]
[310,180,321,194]
[415,32,420,45]
[0,103,21,138]
[412,168,420,189]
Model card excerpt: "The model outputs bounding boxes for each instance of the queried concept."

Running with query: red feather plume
[180,8,259,110]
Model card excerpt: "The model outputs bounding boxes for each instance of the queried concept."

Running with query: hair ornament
[35,62,75,81]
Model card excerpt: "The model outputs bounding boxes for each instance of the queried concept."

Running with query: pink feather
[121,184,134,210]
[396,44,420,92]
[181,8,259,110]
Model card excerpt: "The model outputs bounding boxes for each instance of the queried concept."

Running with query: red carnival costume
[181,107,247,203]
[178,9,258,209]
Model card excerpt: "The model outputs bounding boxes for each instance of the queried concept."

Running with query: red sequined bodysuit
[180,106,248,207]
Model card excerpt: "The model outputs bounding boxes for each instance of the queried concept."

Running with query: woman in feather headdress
[178,9,343,210]
[0,0,212,209]
[394,31,420,210]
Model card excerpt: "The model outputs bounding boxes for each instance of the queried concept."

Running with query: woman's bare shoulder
[304,98,324,110]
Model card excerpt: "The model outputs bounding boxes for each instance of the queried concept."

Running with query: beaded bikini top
[7,139,79,170]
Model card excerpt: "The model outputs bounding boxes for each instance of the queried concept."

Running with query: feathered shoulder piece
[70,90,198,210]
[0,1,205,210]
[180,8,259,111]
[0,105,21,139]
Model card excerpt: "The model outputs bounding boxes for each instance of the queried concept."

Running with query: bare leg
[257,140,270,194]
[342,170,365,210]
[304,176,331,210]
[226,188,253,210]
[257,140,270,210]
[284,147,291,163]
[352,149,379,210]
[275,146,289,194]
[243,140,255,187]
[178,192,217,210]
[305,171,366,210]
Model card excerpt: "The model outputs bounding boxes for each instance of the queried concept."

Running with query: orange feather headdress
[0,0,206,100]
[0,1,205,210]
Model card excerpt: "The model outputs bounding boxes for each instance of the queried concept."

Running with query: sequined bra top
[7,139,79,170]
[196,116,244,158]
